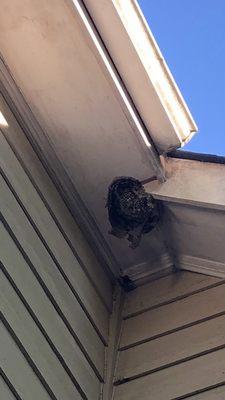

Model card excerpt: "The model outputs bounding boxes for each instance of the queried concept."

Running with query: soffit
[0,1,205,283]
[0,0,167,278]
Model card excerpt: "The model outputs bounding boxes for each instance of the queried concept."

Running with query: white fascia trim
[122,253,174,284]
[83,0,197,151]
[133,0,197,145]
[68,0,165,181]
[145,158,225,212]
[178,255,225,279]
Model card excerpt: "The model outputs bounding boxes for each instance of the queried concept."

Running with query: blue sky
[138,0,225,155]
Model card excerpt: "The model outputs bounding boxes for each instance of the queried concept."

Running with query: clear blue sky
[138,0,225,155]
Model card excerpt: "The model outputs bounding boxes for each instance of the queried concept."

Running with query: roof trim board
[122,253,174,285]
[83,0,198,152]
[169,150,225,165]
[67,0,165,181]
[178,255,225,280]
[145,157,225,212]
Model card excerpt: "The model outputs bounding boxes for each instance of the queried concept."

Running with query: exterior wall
[114,270,225,399]
[0,94,113,400]
[2,90,225,400]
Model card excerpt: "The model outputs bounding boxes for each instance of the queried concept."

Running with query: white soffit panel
[84,0,198,152]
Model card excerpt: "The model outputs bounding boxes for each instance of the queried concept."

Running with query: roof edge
[168,150,225,165]
[133,0,198,138]
[84,0,198,151]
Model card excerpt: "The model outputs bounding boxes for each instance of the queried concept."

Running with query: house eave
[84,0,198,152]
[144,157,225,212]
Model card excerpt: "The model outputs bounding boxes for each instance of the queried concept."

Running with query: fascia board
[84,0,198,152]
[145,157,225,211]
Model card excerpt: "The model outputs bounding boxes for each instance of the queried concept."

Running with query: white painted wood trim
[102,286,124,400]
[84,0,197,151]
[145,157,225,211]
[178,255,225,279]
[66,0,166,180]
[122,253,174,284]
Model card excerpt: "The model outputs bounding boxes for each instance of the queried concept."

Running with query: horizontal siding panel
[0,375,17,400]
[0,132,108,342]
[123,271,221,317]
[0,271,85,399]
[0,222,100,400]
[0,94,112,311]
[120,283,225,348]
[0,175,104,377]
[189,385,225,399]
[0,322,51,400]
[114,348,225,400]
[117,314,225,380]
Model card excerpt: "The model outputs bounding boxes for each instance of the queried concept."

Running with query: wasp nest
[106,177,160,248]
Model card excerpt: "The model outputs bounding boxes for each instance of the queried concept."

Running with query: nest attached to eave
[106,176,160,248]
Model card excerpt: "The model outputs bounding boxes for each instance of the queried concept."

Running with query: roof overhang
[0,0,200,284]
[84,0,198,152]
